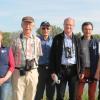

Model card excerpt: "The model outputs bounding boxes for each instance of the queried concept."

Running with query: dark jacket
[49,32,81,78]
[80,36,99,77]
[95,61,100,80]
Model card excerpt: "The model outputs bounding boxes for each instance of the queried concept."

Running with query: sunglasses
[42,27,50,30]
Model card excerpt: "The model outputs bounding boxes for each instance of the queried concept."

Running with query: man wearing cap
[12,16,42,100]
[35,21,55,100]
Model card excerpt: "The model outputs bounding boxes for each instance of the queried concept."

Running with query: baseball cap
[22,16,34,23]
[40,21,50,27]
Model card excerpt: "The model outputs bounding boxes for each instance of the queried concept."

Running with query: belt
[61,64,76,68]
[85,67,90,69]
[15,67,23,70]
[39,64,49,69]
[15,67,36,71]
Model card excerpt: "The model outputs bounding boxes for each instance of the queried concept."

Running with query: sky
[0,0,100,34]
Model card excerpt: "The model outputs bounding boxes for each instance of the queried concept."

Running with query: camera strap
[20,34,38,66]
[20,33,27,60]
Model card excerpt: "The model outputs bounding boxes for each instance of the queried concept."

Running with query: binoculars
[19,59,35,76]
[65,47,72,58]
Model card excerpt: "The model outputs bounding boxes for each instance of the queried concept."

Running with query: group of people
[0,16,100,100]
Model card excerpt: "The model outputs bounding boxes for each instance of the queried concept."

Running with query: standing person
[76,22,100,100]
[12,16,42,100]
[50,17,81,100]
[97,80,100,100]
[0,31,15,100]
[35,21,55,100]
[95,54,100,100]
[98,80,100,100]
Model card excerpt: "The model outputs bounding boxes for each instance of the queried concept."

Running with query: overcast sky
[0,0,100,34]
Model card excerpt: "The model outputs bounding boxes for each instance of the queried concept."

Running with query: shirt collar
[40,35,50,41]
[64,33,72,39]
[23,33,33,39]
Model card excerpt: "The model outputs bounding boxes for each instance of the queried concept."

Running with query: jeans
[0,81,12,100]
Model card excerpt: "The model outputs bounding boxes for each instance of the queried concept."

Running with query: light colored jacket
[12,33,42,68]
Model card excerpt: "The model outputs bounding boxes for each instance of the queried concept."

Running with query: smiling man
[77,22,100,100]
[35,21,55,100]
[12,16,42,100]
[50,17,81,100]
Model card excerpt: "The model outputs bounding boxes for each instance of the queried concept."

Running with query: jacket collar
[81,35,94,40]
[39,35,51,41]
[61,31,74,38]
[61,31,76,41]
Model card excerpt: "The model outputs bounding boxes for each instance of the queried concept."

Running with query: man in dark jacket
[50,17,81,100]
[98,81,100,100]
[95,40,100,100]
[76,22,99,100]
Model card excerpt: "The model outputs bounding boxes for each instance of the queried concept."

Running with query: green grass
[42,84,99,100]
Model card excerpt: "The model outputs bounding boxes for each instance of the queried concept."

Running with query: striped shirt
[12,33,42,68]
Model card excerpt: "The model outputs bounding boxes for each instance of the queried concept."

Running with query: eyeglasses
[42,27,50,30]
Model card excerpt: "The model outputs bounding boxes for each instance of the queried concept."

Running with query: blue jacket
[0,47,9,77]
[38,35,53,65]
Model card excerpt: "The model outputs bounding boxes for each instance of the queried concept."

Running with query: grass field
[42,84,99,100]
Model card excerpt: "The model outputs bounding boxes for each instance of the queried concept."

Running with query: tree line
[2,25,100,46]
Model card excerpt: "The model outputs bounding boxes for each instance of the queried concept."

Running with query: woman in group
[0,31,15,100]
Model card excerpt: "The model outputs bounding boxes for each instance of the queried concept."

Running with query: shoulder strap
[20,34,26,59]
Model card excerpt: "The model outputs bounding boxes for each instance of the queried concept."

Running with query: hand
[0,78,6,86]
[51,73,57,81]
[79,73,84,80]
[93,78,97,82]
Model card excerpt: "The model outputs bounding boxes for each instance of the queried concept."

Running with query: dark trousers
[98,80,100,100]
[56,65,78,100]
[35,66,55,100]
